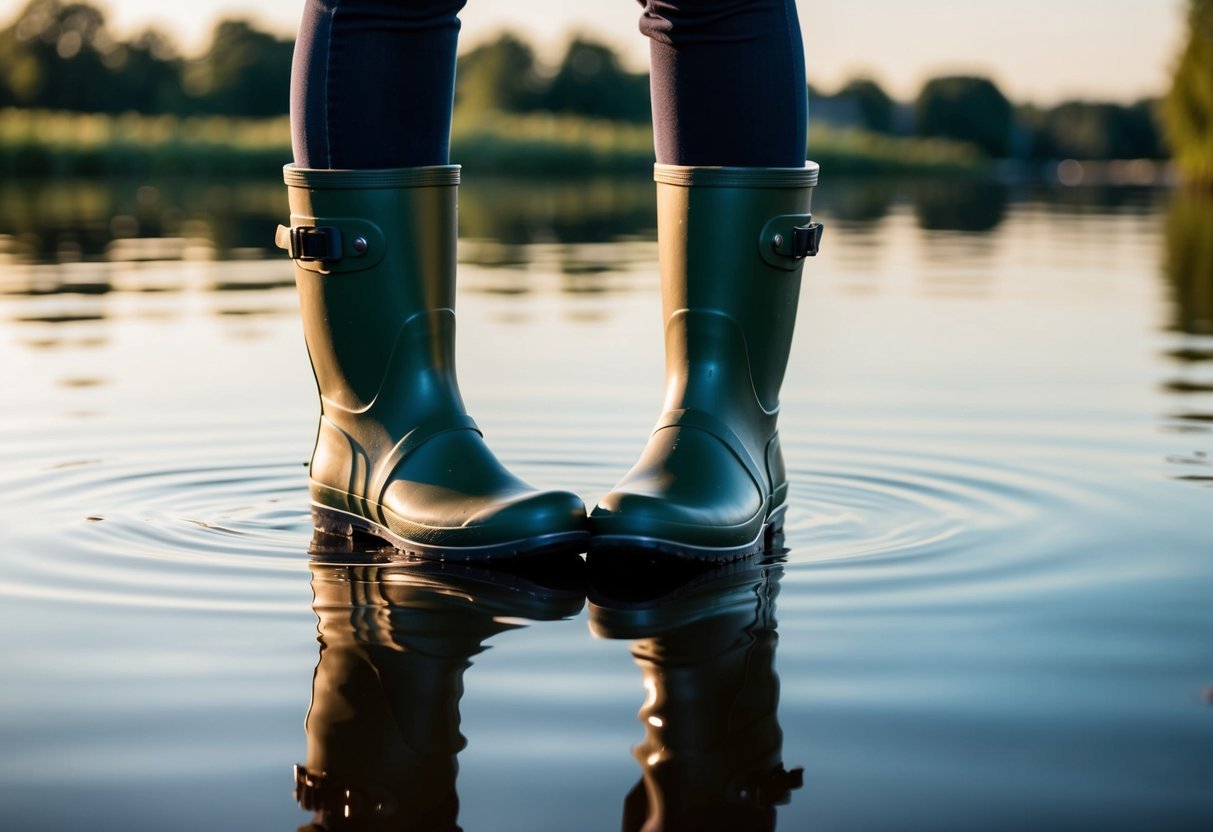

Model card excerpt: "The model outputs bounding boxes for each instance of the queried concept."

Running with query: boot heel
[313,504,383,543]
[763,504,788,552]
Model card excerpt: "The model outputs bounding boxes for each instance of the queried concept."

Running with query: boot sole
[311,503,590,561]
[590,505,786,563]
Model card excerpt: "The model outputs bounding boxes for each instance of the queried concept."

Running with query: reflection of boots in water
[589,557,802,832]
[296,554,585,831]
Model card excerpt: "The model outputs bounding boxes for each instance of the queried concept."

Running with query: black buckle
[290,225,343,263]
[747,764,805,808]
[294,764,395,819]
[791,222,823,258]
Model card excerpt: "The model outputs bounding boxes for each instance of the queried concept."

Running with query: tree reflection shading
[588,554,802,832]
[1161,190,1213,471]
[912,181,1008,232]
[1163,190,1213,341]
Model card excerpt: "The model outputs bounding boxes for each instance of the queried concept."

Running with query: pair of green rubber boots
[277,162,821,562]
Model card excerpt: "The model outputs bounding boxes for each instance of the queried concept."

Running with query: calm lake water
[0,175,1210,830]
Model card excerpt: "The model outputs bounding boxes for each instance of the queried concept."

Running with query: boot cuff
[654,163,818,188]
[283,164,461,189]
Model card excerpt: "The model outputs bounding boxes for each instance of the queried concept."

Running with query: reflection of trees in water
[1163,191,1213,339]
[459,175,655,247]
[1045,184,1161,216]
[812,179,896,224]
[0,179,284,264]
[1161,191,1213,466]
[911,180,1008,232]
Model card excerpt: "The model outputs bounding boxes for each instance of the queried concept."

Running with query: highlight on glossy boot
[590,164,822,562]
[296,559,585,830]
[277,164,589,561]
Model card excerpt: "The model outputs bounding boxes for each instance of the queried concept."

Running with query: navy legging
[291,0,807,169]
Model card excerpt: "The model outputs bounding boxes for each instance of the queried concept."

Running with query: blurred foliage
[1021,99,1165,161]
[1164,190,1213,335]
[181,19,293,117]
[0,0,1187,172]
[0,0,291,116]
[451,111,653,174]
[913,181,1008,232]
[915,75,1014,157]
[537,37,650,122]
[0,176,288,263]
[0,108,292,176]
[455,32,545,115]
[1164,0,1213,186]
[0,108,990,178]
[807,124,984,175]
[836,78,895,134]
[455,32,649,122]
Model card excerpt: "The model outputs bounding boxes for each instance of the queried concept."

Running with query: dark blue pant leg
[290,0,466,169]
[639,0,808,166]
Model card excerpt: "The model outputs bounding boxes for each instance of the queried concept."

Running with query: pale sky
[0,0,1188,104]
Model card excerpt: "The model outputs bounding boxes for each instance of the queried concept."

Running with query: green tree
[915,75,1013,157]
[838,77,894,134]
[1025,99,1164,160]
[0,0,113,110]
[538,37,650,123]
[455,32,543,114]
[0,0,187,113]
[103,28,186,114]
[183,19,292,117]
[1164,0,1213,186]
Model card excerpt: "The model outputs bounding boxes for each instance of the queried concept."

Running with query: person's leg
[640,0,807,166]
[291,0,466,169]
[591,0,819,559]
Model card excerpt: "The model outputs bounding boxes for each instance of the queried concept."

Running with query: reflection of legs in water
[591,1,820,559]
[280,1,589,559]
[296,557,585,831]
[589,558,803,832]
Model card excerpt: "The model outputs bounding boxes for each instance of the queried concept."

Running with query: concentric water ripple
[0,415,1141,611]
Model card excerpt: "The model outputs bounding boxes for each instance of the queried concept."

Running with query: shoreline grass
[0,108,989,178]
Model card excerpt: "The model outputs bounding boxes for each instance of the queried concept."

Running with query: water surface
[0,176,1210,830]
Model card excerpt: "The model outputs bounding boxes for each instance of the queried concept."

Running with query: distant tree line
[813,75,1164,161]
[0,0,1177,163]
[0,0,292,116]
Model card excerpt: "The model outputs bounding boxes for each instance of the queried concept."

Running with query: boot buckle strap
[759,213,824,270]
[288,224,342,262]
[791,222,823,257]
[275,217,386,274]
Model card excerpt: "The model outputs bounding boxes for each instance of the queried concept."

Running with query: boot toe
[469,488,590,538]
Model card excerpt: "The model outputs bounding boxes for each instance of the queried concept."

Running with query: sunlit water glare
[0,177,1209,830]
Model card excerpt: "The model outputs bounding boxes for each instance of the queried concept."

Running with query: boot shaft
[655,164,819,416]
[281,165,463,415]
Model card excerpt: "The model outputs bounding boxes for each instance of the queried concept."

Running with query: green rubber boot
[591,164,822,561]
[278,165,589,559]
